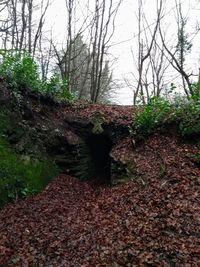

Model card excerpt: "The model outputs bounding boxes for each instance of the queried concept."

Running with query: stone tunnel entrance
[85,134,112,184]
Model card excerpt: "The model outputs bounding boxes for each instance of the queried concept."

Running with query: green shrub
[0,111,11,133]
[132,95,200,139]
[190,82,200,101]
[0,137,58,206]
[134,97,172,136]
[42,73,75,102]
[0,51,40,91]
[177,100,200,136]
[0,50,75,103]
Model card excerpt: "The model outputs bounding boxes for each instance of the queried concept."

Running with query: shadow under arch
[85,134,112,184]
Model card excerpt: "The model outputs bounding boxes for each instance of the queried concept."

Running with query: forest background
[0,0,200,104]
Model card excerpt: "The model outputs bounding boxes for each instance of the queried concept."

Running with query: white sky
[45,0,200,104]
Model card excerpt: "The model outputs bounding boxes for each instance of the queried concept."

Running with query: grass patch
[0,137,58,206]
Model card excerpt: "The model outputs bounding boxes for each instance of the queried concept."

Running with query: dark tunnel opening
[85,134,112,184]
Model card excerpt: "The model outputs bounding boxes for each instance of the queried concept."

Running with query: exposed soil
[0,134,200,266]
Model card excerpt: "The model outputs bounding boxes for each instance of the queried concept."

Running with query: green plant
[0,111,11,134]
[42,73,75,102]
[134,97,172,136]
[131,90,200,139]
[176,99,200,136]
[190,82,200,101]
[0,51,41,91]
[0,51,75,103]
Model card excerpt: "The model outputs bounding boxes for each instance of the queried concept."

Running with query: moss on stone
[91,112,105,134]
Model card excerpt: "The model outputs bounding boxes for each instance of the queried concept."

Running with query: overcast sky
[46,0,200,104]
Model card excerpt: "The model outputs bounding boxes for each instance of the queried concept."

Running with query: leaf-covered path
[0,135,200,266]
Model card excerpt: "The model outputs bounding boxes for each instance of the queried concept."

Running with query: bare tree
[89,0,123,102]
[149,40,170,98]
[129,0,165,105]
[159,26,193,97]
[158,0,200,97]
[53,33,114,103]
[0,1,13,48]
[53,33,91,97]
[32,0,50,58]
[54,0,122,103]
[0,0,50,57]
[64,0,75,87]
[137,0,163,104]
[38,33,54,81]
[55,0,90,92]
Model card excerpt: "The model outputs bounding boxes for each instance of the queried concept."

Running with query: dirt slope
[0,134,200,266]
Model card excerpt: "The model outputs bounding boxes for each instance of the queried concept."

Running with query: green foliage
[177,99,200,136]
[42,73,75,102]
[0,50,75,103]
[134,97,172,136]
[0,111,11,133]
[133,94,200,139]
[0,137,58,206]
[190,82,200,101]
[0,51,40,91]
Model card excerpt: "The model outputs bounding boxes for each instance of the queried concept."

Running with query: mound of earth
[0,88,139,184]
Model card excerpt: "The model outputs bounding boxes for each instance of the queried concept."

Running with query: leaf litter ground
[0,134,200,266]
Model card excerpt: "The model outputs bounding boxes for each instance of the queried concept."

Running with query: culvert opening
[85,134,112,184]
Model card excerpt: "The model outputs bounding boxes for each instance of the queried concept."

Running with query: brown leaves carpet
[0,134,200,266]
